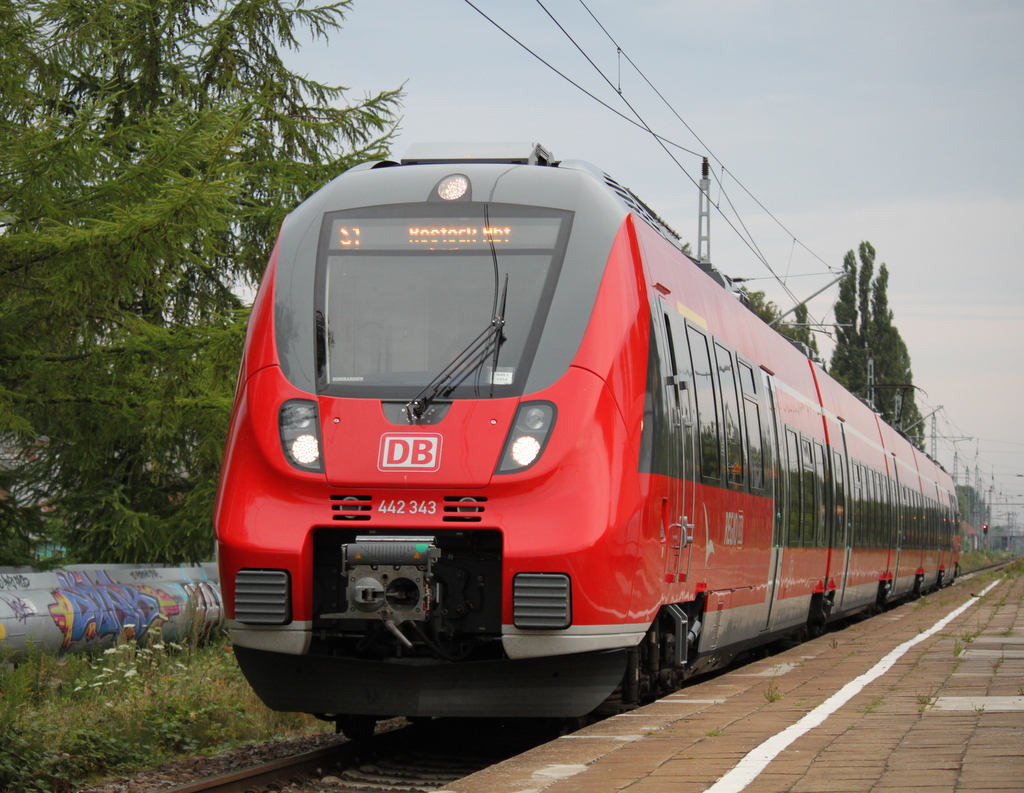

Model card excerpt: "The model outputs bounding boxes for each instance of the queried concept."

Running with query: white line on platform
[700,579,1003,793]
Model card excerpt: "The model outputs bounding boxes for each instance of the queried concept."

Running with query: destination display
[328,215,562,251]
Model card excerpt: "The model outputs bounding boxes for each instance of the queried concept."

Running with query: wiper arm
[488,272,509,399]
[405,276,508,424]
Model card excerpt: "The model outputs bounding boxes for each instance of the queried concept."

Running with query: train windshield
[315,203,573,399]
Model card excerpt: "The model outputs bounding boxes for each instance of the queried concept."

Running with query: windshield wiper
[405,275,508,424]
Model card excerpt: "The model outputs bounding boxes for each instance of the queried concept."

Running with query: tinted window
[687,327,720,481]
[743,397,764,491]
[801,438,816,547]
[833,451,847,546]
[813,442,826,547]
[715,343,744,490]
[787,430,802,546]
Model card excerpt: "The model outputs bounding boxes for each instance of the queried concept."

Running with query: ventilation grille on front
[442,496,486,522]
[331,494,372,521]
[234,569,291,625]
[513,573,571,629]
[328,494,489,522]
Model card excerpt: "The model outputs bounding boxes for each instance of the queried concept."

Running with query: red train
[214,143,959,738]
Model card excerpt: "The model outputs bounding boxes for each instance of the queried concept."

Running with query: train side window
[919,492,925,549]
[852,463,863,547]
[918,492,925,549]
[714,343,744,490]
[743,397,764,491]
[888,477,896,548]
[870,471,880,548]
[908,490,915,549]
[917,487,925,549]
[739,363,757,396]
[905,487,913,549]
[739,362,764,491]
[786,429,802,546]
[800,438,815,548]
[876,472,886,548]
[884,475,892,549]
[880,473,888,549]
[686,326,720,482]
[869,471,876,546]
[813,442,826,547]
[833,451,847,546]
[761,371,781,535]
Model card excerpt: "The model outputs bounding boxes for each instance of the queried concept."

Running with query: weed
[706,728,728,737]
[1003,558,1024,578]
[861,696,884,713]
[764,678,783,703]
[829,638,839,649]
[953,639,963,657]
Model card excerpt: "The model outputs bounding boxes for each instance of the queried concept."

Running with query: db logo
[378,434,442,472]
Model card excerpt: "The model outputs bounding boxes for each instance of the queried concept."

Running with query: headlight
[496,401,556,474]
[279,399,323,472]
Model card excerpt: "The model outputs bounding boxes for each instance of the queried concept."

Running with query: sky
[288,0,1024,528]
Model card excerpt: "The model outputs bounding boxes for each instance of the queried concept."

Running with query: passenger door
[761,371,785,631]
[661,310,695,583]
[834,430,854,610]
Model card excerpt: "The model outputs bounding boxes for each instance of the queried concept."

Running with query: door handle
[672,518,696,548]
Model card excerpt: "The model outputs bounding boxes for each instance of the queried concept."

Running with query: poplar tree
[0,0,401,564]
[829,242,923,444]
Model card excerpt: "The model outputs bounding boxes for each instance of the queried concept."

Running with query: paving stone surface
[439,566,1024,793]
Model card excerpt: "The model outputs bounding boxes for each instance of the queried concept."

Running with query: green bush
[0,636,323,793]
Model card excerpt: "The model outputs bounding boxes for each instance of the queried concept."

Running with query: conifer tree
[0,0,401,564]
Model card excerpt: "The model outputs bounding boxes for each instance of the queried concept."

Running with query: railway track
[162,718,561,793]
[162,561,1016,793]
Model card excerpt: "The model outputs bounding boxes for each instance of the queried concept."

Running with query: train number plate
[377,499,437,515]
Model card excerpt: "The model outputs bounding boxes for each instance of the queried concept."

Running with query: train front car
[214,144,662,731]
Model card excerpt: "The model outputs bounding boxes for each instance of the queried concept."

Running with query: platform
[443,567,1024,793]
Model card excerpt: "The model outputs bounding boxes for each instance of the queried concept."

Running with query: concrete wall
[0,564,222,659]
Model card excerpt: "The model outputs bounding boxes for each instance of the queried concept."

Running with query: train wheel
[336,714,378,742]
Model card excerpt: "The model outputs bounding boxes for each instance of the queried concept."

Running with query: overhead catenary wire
[462,0,830,322]
[459,0,702,159]
[576,0,841,278]
[533,0,815,314]
[462,0,787,281]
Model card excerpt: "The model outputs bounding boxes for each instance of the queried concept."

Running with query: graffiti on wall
[47,570,181,649]
[1,566,222,657]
